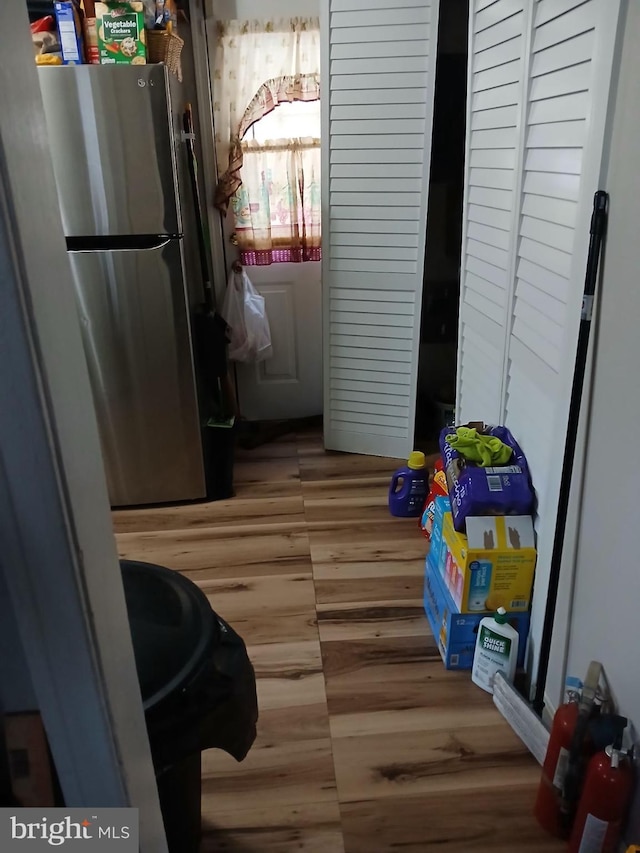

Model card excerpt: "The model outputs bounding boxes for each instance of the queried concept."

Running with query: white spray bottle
[471,606,519,694]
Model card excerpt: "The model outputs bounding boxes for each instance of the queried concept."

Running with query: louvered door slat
[474,58,521,90]
[332,0,427,9]
[331,40,429,60]
[323,0,439,457]
[472,82,520,111]
[530,29,594,76]
[331,71,428,89]
[330,24,429,45]
[476,0,524,32]
[534,2,597,50]
[331,7,431,27]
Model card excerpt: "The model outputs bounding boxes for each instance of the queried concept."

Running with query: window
[232,99,321,265]
[212,18,321,264]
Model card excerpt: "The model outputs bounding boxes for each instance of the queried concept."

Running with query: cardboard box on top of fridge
[54,1,85,65]
[95,2,146,65]
[423,551,530,671]
[442,511,536,613]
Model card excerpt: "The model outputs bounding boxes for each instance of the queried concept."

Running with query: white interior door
[457,0,624,687]
[235,261,323,421]
[504,0,623,687]
[457,0,530,424]
[321,0,440,458]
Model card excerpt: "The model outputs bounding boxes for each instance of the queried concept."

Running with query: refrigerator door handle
[140,238,171,251]
[66,235,178,253]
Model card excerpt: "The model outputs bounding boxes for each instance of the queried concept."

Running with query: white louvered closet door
[458,0,529,424]
[457,0,623,681]
[321,0,440,458]
[504,0,622,680]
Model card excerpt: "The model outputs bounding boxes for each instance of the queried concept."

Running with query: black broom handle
[183,105,215,313]
[533,190,609,716]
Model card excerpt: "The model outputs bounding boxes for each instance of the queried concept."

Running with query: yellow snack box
[442,512,536,613]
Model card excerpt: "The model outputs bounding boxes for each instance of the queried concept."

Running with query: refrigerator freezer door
[69,239,205,506]
[38,65,180,238]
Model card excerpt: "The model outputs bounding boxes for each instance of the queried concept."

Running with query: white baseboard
[542,693,556,729]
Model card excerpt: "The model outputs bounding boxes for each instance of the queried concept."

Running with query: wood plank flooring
[113,430,563,852]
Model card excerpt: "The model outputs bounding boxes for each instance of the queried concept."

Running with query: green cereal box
[96,2,147,65]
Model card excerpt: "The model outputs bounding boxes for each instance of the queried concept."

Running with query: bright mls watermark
[0,809,138,850]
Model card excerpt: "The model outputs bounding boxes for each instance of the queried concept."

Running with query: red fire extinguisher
[534,678,583,837]
[568,718,634,853]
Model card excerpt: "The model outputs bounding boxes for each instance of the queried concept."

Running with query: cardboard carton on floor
[427,495,449,578]
[442,511,536,613]
[423,553,530,670]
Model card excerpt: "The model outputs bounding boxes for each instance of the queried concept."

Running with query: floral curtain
[213,18,321,212]
[232,138,321,265]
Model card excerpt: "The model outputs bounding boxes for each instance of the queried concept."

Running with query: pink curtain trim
[239,247,322,265]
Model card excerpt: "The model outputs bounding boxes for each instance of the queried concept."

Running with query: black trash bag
[120,560,258,771]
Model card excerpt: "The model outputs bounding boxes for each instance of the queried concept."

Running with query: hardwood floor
[113,430,563,852]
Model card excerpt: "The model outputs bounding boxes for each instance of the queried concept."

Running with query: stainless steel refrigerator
[38,64,206,507]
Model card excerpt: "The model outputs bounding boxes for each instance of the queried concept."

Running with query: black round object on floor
[121,559,218,711]
[120,559,257,853]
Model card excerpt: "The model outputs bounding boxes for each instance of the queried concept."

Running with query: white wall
[0,4,167,842]
[563,0,640,838]
[210,0,319,19]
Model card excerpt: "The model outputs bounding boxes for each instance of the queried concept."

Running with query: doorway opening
[414,0,469,447]
[232,95,323,428]
[209,17,323,431]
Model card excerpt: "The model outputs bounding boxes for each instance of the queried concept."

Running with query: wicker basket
[146,29,184,81]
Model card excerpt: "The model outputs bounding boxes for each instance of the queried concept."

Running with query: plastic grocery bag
[221,269,273,363]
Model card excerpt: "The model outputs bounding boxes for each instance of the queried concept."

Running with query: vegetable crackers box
[96,2,146,64]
